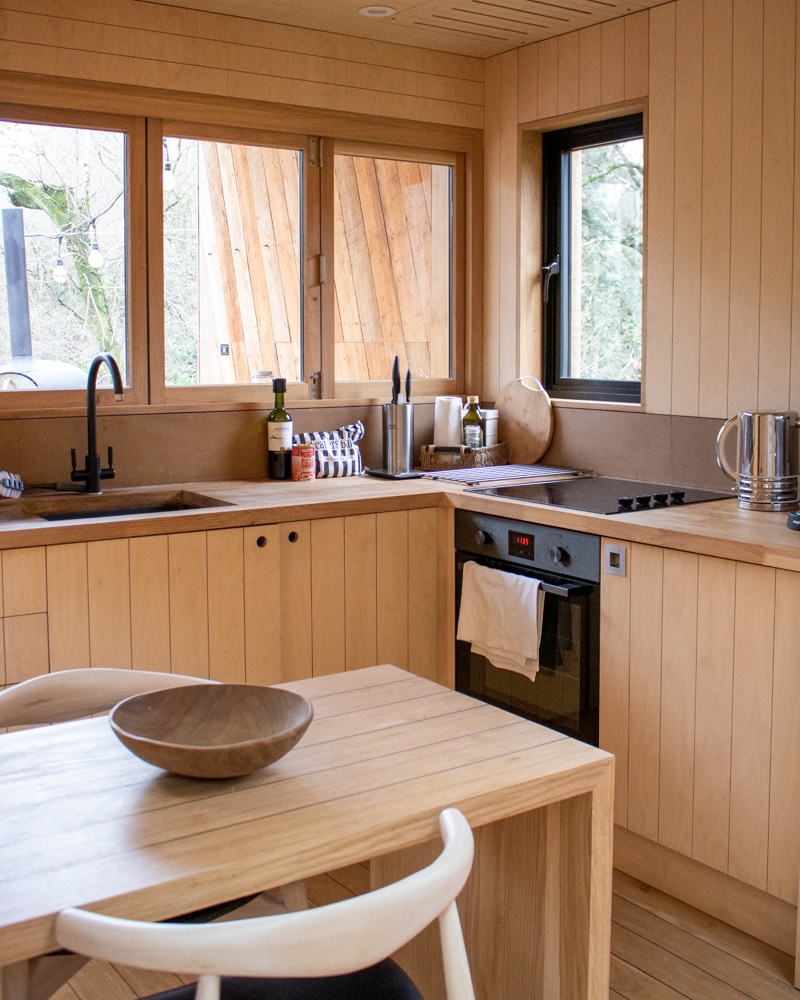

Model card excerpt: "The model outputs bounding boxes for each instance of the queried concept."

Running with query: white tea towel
[433,396,463,446]
[457,560,545,681]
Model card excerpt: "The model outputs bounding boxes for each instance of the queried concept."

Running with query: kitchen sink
[0,489,233,522]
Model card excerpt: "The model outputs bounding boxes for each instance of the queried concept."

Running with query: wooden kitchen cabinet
[1,546,49,685]
[600,538,800,911]
[15,505,448,696]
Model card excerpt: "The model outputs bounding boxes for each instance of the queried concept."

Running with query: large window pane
[163,136,303,386]
[333,152,452,383]
[0,121,126,390]
[570,138,643,381]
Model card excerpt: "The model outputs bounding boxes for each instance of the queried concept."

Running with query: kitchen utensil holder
[382,403,414,474]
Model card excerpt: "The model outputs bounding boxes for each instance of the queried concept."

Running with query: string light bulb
[162,138,176,191]
[52,237,68,284]
[87,223,104,268]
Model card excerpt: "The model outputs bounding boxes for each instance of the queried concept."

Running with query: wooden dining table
[0,664,614,1000]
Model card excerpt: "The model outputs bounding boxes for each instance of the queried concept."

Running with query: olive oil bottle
[462,396,485,448]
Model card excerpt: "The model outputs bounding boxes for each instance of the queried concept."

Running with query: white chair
[0,667,214,728]
[55,807,476,1000]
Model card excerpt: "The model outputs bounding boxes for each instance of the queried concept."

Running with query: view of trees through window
[0,121,126,389]
[572,137,643,381]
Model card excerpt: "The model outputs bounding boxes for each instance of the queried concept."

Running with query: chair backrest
[56,807,476,1000]
[0,668,214,727]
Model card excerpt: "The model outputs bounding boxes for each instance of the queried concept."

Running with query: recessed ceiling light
[358,5,396,17]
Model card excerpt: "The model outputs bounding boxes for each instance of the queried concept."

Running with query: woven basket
[419,442,508,471]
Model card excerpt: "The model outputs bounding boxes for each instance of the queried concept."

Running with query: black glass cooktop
[467,476,734,515]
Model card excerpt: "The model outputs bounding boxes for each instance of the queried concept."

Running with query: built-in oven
[455,509,600,745]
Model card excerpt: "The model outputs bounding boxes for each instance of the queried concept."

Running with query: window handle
[542,255,560,305]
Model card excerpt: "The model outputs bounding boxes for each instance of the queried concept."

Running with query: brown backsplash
[1,402,732,491]
[541,408,734,491]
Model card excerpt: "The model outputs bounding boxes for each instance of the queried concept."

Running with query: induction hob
[466,476,734,515]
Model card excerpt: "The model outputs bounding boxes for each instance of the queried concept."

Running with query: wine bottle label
[267,422,294,450]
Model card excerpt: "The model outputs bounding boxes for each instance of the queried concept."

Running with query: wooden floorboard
[53,866,796,1000]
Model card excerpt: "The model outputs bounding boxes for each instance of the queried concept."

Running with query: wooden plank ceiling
[147,0,671,58]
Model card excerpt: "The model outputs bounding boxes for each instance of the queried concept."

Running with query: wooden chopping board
[496,377,554,464]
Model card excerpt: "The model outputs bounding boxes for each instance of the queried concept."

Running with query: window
[0,117,129,391]
[161,133,304,387]
[542,114,643,404]
[0,98,465,408]
[332,148,453,386]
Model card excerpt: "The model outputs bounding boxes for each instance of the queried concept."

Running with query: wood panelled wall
[0,0,484,131]
[484,0,800,419]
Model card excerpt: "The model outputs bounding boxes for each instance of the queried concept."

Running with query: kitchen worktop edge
[0,476,796,571]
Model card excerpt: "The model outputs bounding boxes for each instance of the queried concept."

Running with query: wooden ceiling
[151,0,671,58]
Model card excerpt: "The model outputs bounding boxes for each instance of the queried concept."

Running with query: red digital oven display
[508,530,535,560]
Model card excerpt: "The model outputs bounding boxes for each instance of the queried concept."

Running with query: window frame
[329,139,464,401]
[150,121,318,405]
[0,87,471,412]
[0,102,148,409]
[541,112,644,405]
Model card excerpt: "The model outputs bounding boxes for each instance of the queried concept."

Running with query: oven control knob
[550,545,570,567]
[475,529,492,546]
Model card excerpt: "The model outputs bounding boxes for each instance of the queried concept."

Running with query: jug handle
[715,415,740,482]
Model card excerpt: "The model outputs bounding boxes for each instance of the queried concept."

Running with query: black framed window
[542,114,643,404]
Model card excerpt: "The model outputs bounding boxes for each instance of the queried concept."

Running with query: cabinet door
[311,518,346,676]
[46,542,91,672]
[278,521,313,682]
[169,532,209,678]
[600,538,800,904]
[243,525,283,685]
[344,514,378,670]
[207,528,245,684]
[2,547,50,683]
[406,507,449,684]
[376,510,409,670]
[130,535,171,673]
[87,538,132,669]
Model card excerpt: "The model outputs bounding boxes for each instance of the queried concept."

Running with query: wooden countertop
[0,474,797,571]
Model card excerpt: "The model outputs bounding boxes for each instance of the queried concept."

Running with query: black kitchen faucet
[70,353,124,493]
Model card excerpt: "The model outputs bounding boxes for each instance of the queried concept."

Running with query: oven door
[455,552,599,745]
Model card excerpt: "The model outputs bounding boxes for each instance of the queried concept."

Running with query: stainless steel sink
[0,489,233,523]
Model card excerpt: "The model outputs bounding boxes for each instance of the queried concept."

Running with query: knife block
[382,403,414,474]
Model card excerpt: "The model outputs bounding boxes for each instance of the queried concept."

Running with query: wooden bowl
[109,683,313,779]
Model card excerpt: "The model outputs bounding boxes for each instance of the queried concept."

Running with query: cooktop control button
[670,491,686,503]
[636,495,653,507]
[618,496,635,510]
[653,493,669,505]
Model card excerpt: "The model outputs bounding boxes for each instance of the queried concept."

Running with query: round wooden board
[496,377,554,464]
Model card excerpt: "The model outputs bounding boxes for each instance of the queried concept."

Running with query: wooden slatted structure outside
[197,142,450,385]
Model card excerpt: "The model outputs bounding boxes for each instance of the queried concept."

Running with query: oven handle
[457,555,594,600]
[539,579,593,598]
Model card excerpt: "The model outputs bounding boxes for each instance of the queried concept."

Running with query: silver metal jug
[715,410,799,510]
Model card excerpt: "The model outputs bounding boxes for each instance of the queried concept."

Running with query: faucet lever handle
[100,446,116,482]
[70,448,78,472]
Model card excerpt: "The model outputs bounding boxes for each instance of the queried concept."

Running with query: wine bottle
[267,377,293,479]
[462,395,485,448]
